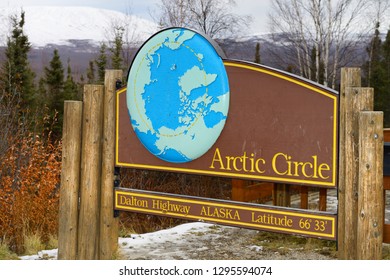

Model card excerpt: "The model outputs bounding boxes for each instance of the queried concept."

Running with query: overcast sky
[0,0,271,34]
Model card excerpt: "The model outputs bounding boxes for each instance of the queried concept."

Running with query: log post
[342,87,373,259]
[99,70,122,259]
[338,68,361,259]
[58,101,83,260]
[77,85,104,260]
[357,112,384,259]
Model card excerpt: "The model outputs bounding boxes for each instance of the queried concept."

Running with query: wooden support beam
[99,70,122,260]
[385,176,390,190]
[319,188,327,212]
[231,179,246,201]
[339,83,374,259]
[274,183,290,207]
[384,128,390,142]
[357,112,383,259]
[232,179,274,202]
[78,85,104,260]
[384,224,390,244]
[300,186,309,209]
[58,101,83,260]
[338,68,361,259]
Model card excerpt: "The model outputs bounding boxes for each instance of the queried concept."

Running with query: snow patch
[0,6,158,47]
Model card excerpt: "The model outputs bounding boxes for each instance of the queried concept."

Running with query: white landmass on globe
[179,66,217,95]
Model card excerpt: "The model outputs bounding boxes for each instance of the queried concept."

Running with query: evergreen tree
[95,42,108,84]
[1,11,36,110]
[363,24,390,128]
[86,60,95,84]
[381,29,390,127]
[365,23,383,88]
[63,59,79,100]
[36,77,47,109]
[110,26,124,70]
[43,49,65,138]
[254,42,261,64]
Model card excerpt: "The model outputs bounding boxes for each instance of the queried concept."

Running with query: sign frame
[115,188,337,240]
[116,60,339,188]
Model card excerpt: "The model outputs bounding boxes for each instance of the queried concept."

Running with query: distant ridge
[0,6,158,47]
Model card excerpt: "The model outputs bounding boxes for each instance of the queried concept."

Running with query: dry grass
[0,239,19,260]
[23,232,46,256]
[383,244,390,260]
[252,231,337,258]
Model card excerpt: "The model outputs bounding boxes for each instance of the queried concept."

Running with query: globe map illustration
[127,28,230,163]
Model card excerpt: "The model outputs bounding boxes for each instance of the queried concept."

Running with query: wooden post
[357,112,384,259]
[319,188,327,211]
[300,186,309,209]
[58,101,82,260]
[338,68,361,258]
[78,85,104,260]
[274,184,290,207]
[232,179,246,201]
[342,87,374,259]
[99,70,122,260]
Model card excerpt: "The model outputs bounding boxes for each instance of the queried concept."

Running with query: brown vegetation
[0,130,61,254]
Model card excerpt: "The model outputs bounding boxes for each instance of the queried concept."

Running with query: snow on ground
[19,222,219,260]
[20,249,58,260]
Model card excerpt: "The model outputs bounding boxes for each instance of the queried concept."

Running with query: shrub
[0,134,61,254]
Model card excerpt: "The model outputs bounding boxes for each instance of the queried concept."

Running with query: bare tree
[104,5,149,72]
[156,0,192,28]
[268,0,370,88]
[365,0,390,30]
[155,0,252,38]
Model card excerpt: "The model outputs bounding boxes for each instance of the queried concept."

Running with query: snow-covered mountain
[0,6,158,47]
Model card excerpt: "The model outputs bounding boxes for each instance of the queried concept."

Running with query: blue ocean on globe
[127,28,230,163]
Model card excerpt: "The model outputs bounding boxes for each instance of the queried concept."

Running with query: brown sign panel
[116,60,338,187]
[115,188,337,240]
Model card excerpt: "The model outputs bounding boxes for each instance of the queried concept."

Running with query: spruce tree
[95,42,108,84]
[382,29,390,127]
[43,49,65,138]
[110,26,124,70]
[363,24,390,128]
[254,42,261,64]
[366,23,383,88]
[1,11,36,110]
[87,60,96,84]
[63,59,79,100]
[364,24,386,121]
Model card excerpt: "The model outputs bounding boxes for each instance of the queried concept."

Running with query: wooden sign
[116,59,338,187]
[115,188,337,240]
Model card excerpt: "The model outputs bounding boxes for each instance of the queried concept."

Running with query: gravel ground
[119,223,337,260]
